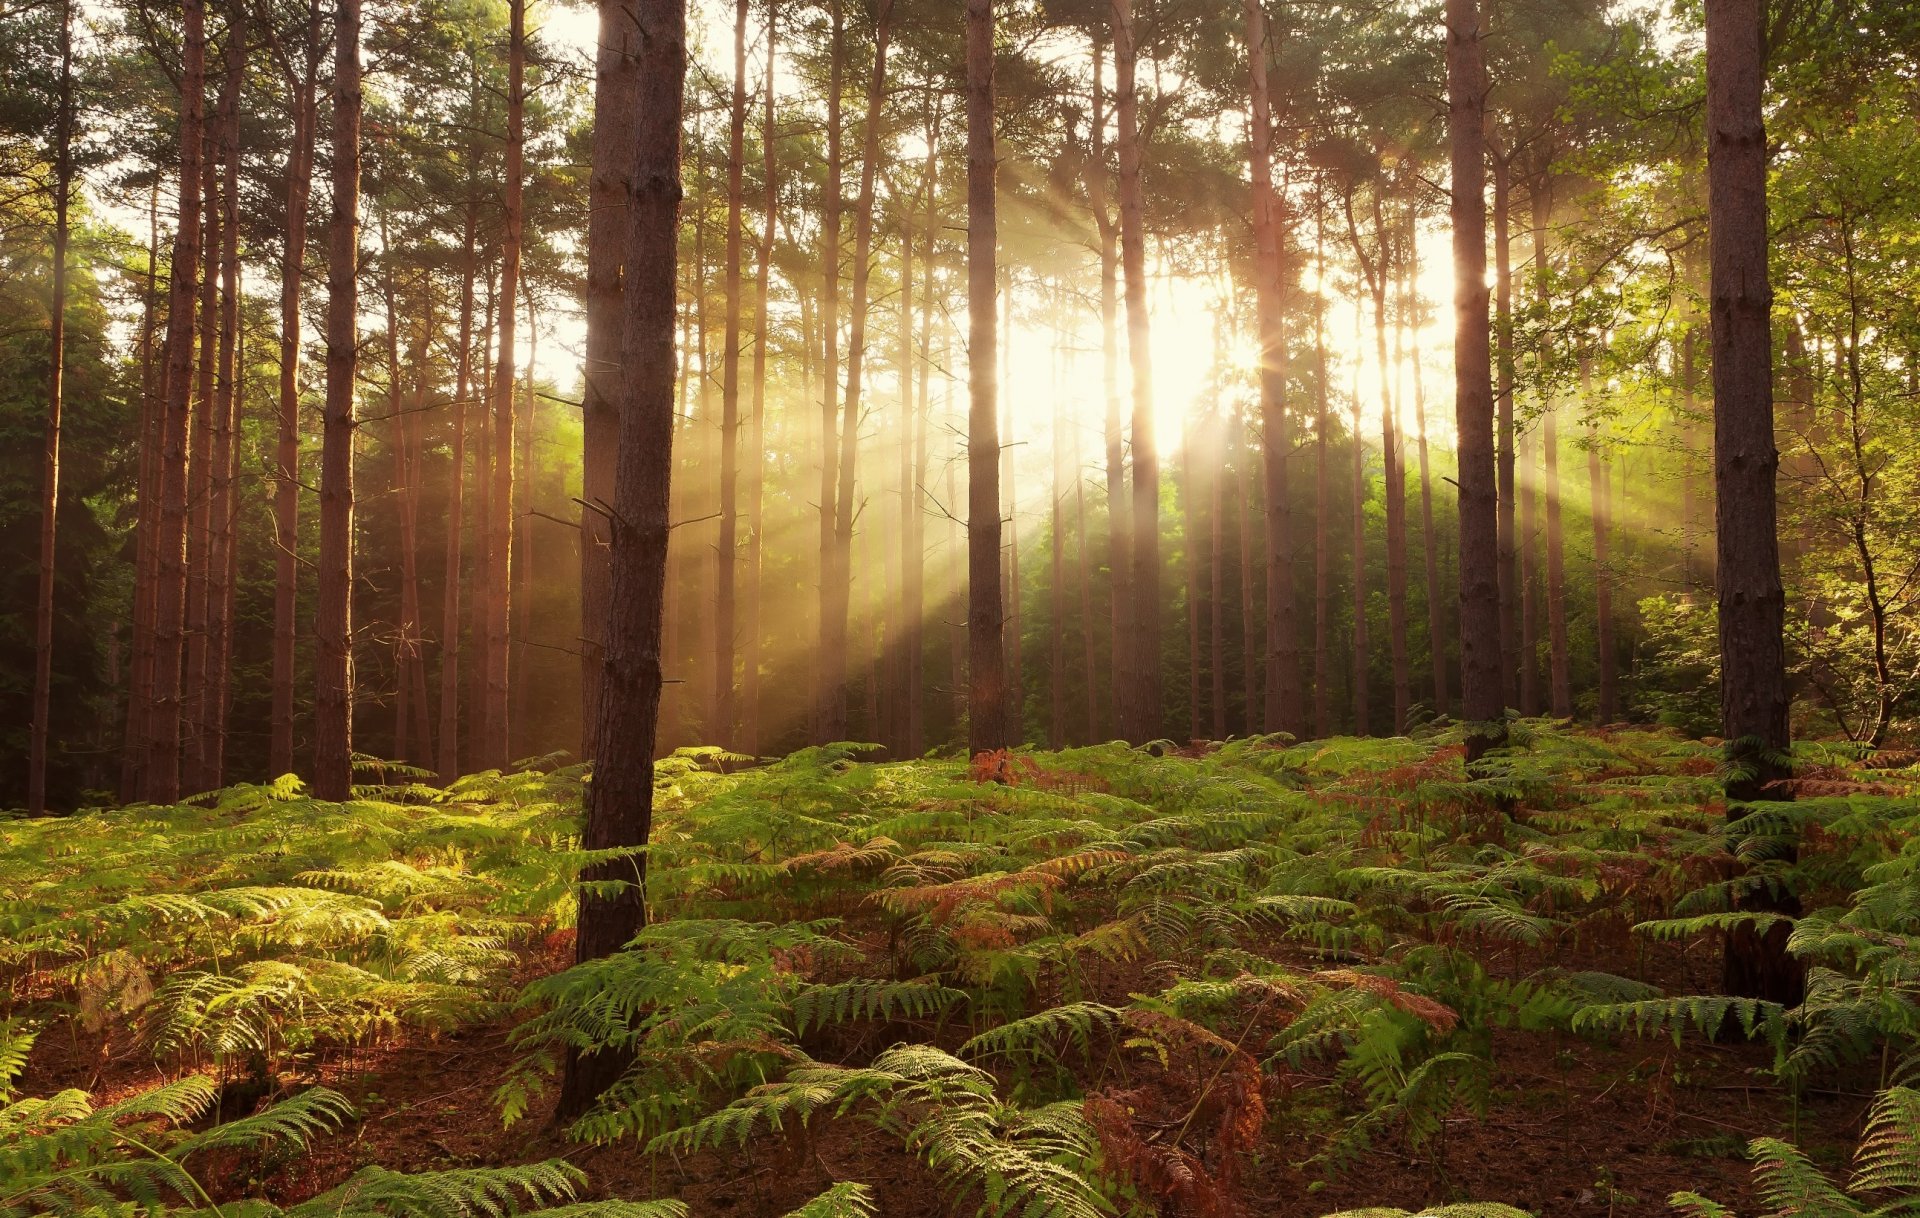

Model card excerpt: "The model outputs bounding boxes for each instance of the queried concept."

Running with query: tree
[27,0,73,816]
[1112,0,1160,744]
[314,0,363,802]
[714,0,750,748]
[1446,0,1504,760]
[966,0,1005,756]
[1705,0,1798,1004]
[559,0,686,1119]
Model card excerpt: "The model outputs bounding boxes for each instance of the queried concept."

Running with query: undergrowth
[6,727,1920,1214]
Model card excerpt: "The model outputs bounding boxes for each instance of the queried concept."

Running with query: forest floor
[7,727,1911,1218]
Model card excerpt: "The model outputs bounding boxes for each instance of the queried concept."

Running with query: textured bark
[1447,0,1505,758]
[741,3,777,757]
[1238,453,1260,733]
[581,0,634,763]
[1492,153,1519,714]
[483,0,526,770]
[1247,0,1299,737]
[206,13,244,787]
[1087,43,1132,741]
[1680,326,1700,590]
[1583,364,1616,723]
[965,0,1006,755]
[314,0,362,801]
[1519,414,1538,714]
[557,0,685,1119]
[28,0,73,815]
[1001,272,1021,736]
[271,1,320,781]
[185,118,219,793]
[1705,0,1798,1004]
[901,217,923,756]
[815,0,845,740]
[1348,314,1369,736]
[1404,258,1447,717]
[713,0,750,748]
[438,206,478,782]
[123,181,163,802]
[1112,0,1161,743]
[145,0,207,803]
[1208,417,1227,741]
[1183,415,1202,737]
[1312,220,1333,739]
[1536,188,1566,714]
[1050,310,1067,751]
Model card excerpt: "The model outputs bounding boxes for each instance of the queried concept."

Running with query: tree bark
[1446,0,1505,759]
[965,0,1006,755]
[1535,191,1570,720]
[1112,0,1160,743]
[1706,0,1797,1004]
[203,1,244,788]
[1312,216,1333,739]
[28,0,74,815]
[439,205,479,781]
[1247,0,1300,738]
[714,0,750,748]
[1404,256,1448,717]
[483,0,526,770]
[1492,151,1519,715]
[271,0,320,781]
[581,0,634,764]
[1583,364,1615,723]
[557,0,686,1120]
[314,0,362,801]
[185,110,219,793]
[815,0,845,740]
[742,3,777,757]
[1087,42,1132,742]
[146,0,208,803]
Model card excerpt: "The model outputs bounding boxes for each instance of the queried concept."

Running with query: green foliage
[1669,1085,1920,1218]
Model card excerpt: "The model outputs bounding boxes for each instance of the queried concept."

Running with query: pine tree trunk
[124,181,164,802]
[1247,0,1299,737]
[1349,324,1370,736]
[1112,0,1160,743]
[1446,0,1504,759]
[1000,272,1021,738]
[1706,0,1798,1004]
[1680,325,1700,590]
[483,0,525,770]
[146,0,209,803]
[1584,364,1615,723]
[271,3,320,781]
[314,0,362,801]
[713,0,750,748]
[1183,415,1202,739]
[1492,153,1519,715]
[558,0,685,1119]
[901,222,921,756]
[1077,385,1099,743]
[1312,219,1333,739]
[741,3,777,757]
[1238,450,1260,734]
[1049,307,1067,751]
[28,0,73,815]
[581,0,633,764]
[1209,416,1227,740]
[1539,185,1570,720]
[1519,414,1539,715]
[965,0,1006,755]
[815,0,846,741]
[1087,43,1131,742]
[185,130,219,793]
[438,207,478,782]
[1404,251,1447,717]
[204,1,244,788]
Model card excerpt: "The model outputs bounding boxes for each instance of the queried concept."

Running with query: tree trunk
[742,2,777,757]
[713,0,750,748]
[1247,0,1299,737]
[1050,306,1067,751]
[1537,191,1570,720]
[965,0,1005,755]
[1087,42,1131,742]
[439,206,478,782]
[483,0,526,770]
[1519,413,1538,715]
[1446,0,1504,759]
[28,0,74,815]
[1209,415,1227,740]
[581,0,634,764]
[124,181,164,802]
[1492,152,1519,715]
[146,0,209,804]
[815,0,845,740]
[1584,364,1616,723]
[185,117,219,793]
[314,0,362,801]
[204,1,244,788]
[272,1,320,781]
[1238,449,1260,734]
[1405,256,1447,717]
[1312,217,1333,739]
[1349,309,1369,736]
[557,0,685,1119]
[1183,414,1202,738]
[1112,0,1160,743]
[1706,0,1798,1005]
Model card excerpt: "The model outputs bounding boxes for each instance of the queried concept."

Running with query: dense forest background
[2,0,1917,813]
